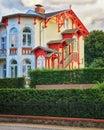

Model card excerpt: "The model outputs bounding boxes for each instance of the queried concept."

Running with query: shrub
[0,83,104,118]
[0,77,25,88]
[29,68,104,88]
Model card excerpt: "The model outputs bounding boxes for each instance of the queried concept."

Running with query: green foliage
[85,30,104,67]
[29,68,104,88]
[0,83,104,118]
[0,77,25,88]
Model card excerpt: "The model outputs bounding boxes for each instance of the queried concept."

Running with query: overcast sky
[0,0,104,31]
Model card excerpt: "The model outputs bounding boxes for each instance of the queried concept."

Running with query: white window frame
[10,60,18,78]
[37,56,45,68]
[73,36,78,52]
[22,59,31,77]
[10,27,18,48]
[1,36,6,49]
[22,28,32,47]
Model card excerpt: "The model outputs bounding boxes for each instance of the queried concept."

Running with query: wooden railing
[22,48,32,55]
[10,48,17,55]
[60,52,79,68]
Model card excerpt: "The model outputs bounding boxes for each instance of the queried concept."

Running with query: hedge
[0,82,104,118]
[29,68,104,88]
[0,77,25,88]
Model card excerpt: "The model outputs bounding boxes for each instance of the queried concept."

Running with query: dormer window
[22,27,32,47]
[10,27,18,48]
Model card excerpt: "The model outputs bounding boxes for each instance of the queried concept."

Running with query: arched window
[10,59,17,77]
[10,27,18,47]
[37,56,45,68]
[22,28,32,46]
[22,59,31,77]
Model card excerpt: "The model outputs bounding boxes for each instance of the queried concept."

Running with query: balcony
[0,49,6,59]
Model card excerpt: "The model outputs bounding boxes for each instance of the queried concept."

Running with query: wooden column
[62,47,64,68]
[78,37,80,68]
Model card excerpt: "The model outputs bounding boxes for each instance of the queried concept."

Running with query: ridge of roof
[2,12,45,19]
[45,10,66,18]
[2,9,67,19]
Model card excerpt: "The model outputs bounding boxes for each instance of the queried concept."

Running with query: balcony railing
[0,49,6,58]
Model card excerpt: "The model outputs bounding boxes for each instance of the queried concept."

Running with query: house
[0,4,89,79]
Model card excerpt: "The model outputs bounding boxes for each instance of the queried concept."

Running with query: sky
[0,0,104,31]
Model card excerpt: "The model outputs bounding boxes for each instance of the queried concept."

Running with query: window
[10,60,17,78]
[3,64,6,78]
[10,27,18,47]
[1,36,6,49]
[22,28,32,46]
[22,59,31,77]
[37,56,45,68]
[64,19,69,29]
[73,36,78,52]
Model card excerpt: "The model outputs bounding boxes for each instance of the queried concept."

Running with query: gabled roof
[65,38,75,45]
[62,29,78,34]
[47,38,75,45]
[26,10,45,18]
[2,13,45,20]
[45,10,65,18]
[0,7,89,36]
[32,46,58,53]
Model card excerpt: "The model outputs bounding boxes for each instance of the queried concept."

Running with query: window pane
[28,34,31,45]
[10,28,18,47]
[23,28,31,33]
[11,28,18,34]
[23,34,26,45]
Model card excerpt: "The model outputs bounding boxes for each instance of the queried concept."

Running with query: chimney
[35,4,45,14]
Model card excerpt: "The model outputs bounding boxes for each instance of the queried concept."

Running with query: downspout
[39,20,44,46]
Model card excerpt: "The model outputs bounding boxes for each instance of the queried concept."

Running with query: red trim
[44,18,51,28]
[48,58,50,68]
[58,54,60,68]
[1,114,104,123]
[10,48,17,55]
[56,13,65,32]
[34,17,37,25]
[4,18,8,27]
[62,47,64,68]
[22,48,32,55]
[18,16,20,24]
[78,37,80,68]
[68,10,89,36]
[44,9,89,35]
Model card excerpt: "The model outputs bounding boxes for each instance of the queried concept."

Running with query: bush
[29,68,104,88]
[0,77,25,88]
[0,83,104,118]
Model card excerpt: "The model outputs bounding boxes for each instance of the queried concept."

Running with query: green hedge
[29,68,104,88]
[0,82,104,118]
[0,77,25,88]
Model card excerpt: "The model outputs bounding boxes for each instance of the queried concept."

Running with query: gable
[44,9,89,36]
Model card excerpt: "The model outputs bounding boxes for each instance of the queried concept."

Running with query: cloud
[21,0,43,7]
[46,0,97,5]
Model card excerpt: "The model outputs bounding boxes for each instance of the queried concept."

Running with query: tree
[85,30,104,68]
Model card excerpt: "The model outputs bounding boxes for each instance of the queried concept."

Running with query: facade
[0,5,89,79]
